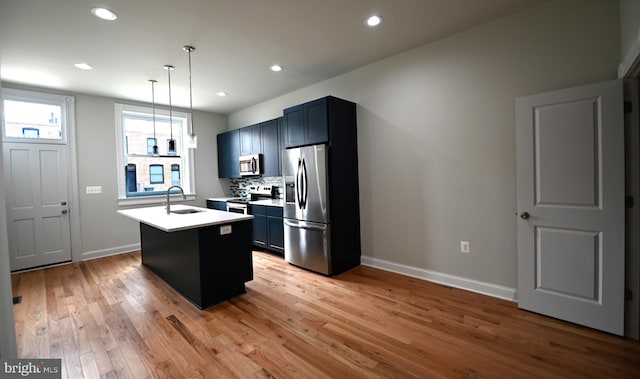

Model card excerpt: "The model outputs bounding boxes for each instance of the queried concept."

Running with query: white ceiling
[0,0,544,114]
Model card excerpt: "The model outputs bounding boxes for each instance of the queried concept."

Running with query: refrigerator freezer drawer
[284,219,331,275]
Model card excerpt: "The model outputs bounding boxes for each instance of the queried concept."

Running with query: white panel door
[3,143,71,271]
[516,79,624,335]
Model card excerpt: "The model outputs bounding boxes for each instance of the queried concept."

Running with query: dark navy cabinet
[249,205,268,248]
[261,118,282,177]
[283,97,330,148]
[217,117,283,178]
[217,129,240,178]
[266,206,284,253]
[206,200,227,211]
[240,124,261,156]
[249,204,284,254]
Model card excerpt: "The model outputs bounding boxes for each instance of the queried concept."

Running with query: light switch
[86,186,102,194]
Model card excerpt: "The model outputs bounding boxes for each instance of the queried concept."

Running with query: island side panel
[140,223,203,307]
[198,220,253,308]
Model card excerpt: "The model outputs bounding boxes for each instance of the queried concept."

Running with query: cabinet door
[304,98,329,145]
[284,104,304,148]
[206,200,227,211]
[217,132,231,178]
[261,119,280,177]
[250,205,267,247]
[267,216,284,253]
[240,124,261,155]
[228,130,241,178]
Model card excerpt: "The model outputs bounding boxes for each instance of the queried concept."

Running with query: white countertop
[117,204,253,232]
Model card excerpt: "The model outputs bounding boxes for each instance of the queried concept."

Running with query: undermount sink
[171,208,204,215]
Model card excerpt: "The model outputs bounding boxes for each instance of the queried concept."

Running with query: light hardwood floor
[11,251,640,378]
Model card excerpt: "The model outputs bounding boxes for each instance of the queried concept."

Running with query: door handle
[61,201,67,206]
[61,210,68,215]
[520,212,530,220]
[301,158,307,209]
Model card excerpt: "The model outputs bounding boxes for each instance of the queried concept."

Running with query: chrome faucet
[166,185,186,214]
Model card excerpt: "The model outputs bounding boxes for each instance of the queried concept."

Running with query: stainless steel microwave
[239,154,262,176]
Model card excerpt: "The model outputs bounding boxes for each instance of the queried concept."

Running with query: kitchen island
[118,204,254,309]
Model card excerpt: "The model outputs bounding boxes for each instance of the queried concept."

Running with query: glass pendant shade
[186,133,197,149]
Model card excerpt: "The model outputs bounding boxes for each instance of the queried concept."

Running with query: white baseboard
[81,243,140,261]
[360,255,517,302]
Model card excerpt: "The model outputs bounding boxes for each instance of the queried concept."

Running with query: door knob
[520,212,530,220]
[61,210,68,215]
[61,201,67,206]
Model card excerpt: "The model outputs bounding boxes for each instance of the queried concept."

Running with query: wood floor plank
[11,250,640,378]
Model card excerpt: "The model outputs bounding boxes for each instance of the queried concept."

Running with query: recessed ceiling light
[270,65,283,72]
[74,63,94,70]
[91,7,117,21]
[216,91,227,97]
[366,15,382,27]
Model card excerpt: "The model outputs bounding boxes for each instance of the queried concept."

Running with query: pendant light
[184,45,197,149]
[149,79,159,156]
[164,64,177,156]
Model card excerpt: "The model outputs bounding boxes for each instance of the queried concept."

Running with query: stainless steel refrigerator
[283,144,332,274]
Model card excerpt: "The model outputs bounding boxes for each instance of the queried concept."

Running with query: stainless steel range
[226,185,275,214]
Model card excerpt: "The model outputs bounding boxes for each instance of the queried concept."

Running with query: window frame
[1,90,69,144]
[114,103,195,206]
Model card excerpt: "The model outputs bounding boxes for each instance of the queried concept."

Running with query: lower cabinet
[206,200,227,211]
[249,205,284,254]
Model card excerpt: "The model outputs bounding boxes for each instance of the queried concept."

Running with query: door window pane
[3,100,63,140]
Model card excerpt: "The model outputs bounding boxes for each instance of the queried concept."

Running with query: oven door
[227,202,248,214]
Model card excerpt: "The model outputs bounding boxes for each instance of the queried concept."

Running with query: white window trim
[114,103,196,206]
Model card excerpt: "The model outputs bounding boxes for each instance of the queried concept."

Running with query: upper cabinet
[261,118,282,177]
[283,97,329,148]
[239,124,261,156]
[217,129,240,178]
[216,117,283,178]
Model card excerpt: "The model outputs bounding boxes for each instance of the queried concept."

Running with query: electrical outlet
[460,241,470,253]
[86,186,102,194]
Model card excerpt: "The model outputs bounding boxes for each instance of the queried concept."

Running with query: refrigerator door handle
[301,157,308,209]
[284,219,326,231]
[296,158,303,207]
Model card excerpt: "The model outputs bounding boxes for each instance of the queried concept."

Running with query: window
[171,164,180,186]
[2,92,68,143]
[149,164,164,184]
[115,103,195,204]
[147,138,157,154]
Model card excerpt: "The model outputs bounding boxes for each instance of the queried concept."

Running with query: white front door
[516,79,625,335]
[3,143,71,271]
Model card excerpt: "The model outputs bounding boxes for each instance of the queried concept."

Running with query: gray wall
[620,0,640,62]
[228,0,619,288]
[2,85,229,258]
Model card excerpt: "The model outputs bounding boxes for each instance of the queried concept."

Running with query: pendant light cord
[185,46,195,135]
[167,67,173,140]
[150,80,157,141]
